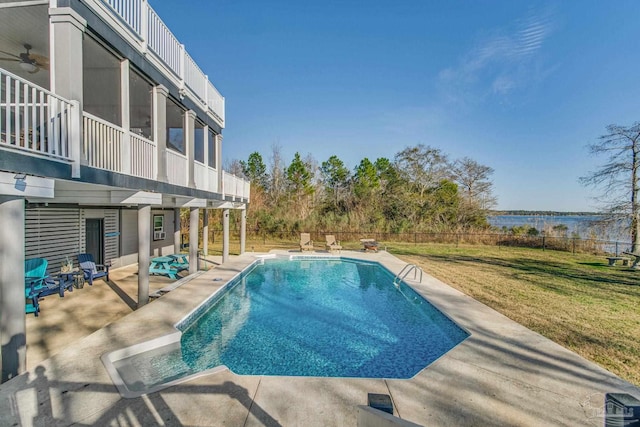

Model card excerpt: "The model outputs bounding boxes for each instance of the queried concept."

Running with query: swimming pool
[103,256,469,396]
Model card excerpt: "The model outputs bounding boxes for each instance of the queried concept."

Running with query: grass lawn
[207,238,640,386]
[386,242,640,387]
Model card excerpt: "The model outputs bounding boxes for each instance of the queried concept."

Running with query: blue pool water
[177,257,468,379]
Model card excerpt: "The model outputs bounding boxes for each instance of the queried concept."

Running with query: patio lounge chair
[24,258,70,316]
[325,235,342,252]
[25,258,48,316]
[78,253,110,285]
[360,239,379,252]
[300,233,314,251]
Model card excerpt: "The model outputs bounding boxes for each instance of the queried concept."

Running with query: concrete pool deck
[1,250,639,426]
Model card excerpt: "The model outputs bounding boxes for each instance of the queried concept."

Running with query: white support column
[49,7,86,177]
[120,59,131,175]
[0,197,26,382]
[202,208,209,256]
[240,208,246,254]
[174,208,181,253]
[222,208,230,263]
[137,204,151,308]
[185,110,197,187]
[49,7,86,102]
[154,85,169,183]
[189,207,199,274]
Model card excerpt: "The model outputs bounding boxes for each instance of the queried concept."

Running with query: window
[208,128,217,168]
[166,98,184,153]
[153,215,165,241]
[194,120,205,163]
[83,35,121,125]
[129,67,153,139]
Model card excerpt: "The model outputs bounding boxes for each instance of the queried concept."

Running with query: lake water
[488,215,628,242]
[488,215,596,232]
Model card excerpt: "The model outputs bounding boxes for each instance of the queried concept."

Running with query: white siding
[25,208,82,274]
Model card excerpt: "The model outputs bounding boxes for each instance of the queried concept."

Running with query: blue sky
[152,0,640,211]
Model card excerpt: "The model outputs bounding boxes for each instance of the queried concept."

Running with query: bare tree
[451,157,497,209]
[268,143,286,205]
[394,145,449,198]
[225,159,244,176]
[580,122,640,253]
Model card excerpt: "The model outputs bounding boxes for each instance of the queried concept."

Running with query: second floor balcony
[0,67,250,201]
[0,0,249,202]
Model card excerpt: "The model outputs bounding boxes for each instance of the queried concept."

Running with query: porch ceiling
[0,2,49,88]
[25,179,232,209]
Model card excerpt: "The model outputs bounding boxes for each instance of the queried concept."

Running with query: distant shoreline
[490,211,599,216]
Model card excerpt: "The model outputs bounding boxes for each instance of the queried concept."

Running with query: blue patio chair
[24,258,72,316]
[25,258,48,316]
[78,253,110,285]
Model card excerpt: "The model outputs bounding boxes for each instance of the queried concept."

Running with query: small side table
[59,269,85,290]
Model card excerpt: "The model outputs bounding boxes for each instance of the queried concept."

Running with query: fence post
[542,235,546,251]
[414,232,417,245]
[615,241,619,256]
[572,237,576,254]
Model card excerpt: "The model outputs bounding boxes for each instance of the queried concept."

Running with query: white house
[0,0,250,381]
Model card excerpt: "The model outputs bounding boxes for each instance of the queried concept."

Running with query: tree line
[228,144,497,235]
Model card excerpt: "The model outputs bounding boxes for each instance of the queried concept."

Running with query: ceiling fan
[0,44,49,74]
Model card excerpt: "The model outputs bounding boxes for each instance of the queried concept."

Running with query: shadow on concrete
[7,365,282,427]
[103,279,138,310]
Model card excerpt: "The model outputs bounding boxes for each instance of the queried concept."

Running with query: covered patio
[25,256,222,369]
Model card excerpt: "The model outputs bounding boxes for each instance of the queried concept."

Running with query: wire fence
[198,230,633,256]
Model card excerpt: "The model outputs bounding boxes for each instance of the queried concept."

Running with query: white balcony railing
[95,0,225,125]
[146,6,182,78]
[1,67,246,198]
[223,171,251,201]
[0,69,76,162]
[83,113,159,180]
[166,149,188,187]
[83,112,123,172]
[194,160,207,189]
[102,0,142,35]
[207,166,219,194]
[184,52,207,103]
[207,81,225,124]
[130,133,156,179]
